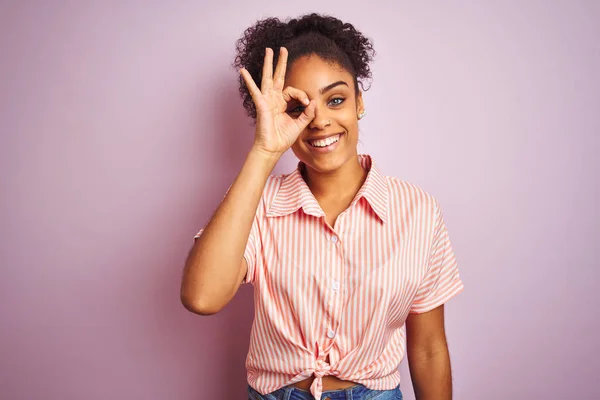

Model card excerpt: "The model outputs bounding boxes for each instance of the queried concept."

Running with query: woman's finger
[261,47,274,93]
[282,86,310,106]
[294,99,316,130]
[273,47,288,91]
[240,68,261,102]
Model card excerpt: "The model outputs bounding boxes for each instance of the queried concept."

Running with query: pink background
[1,1,598,399]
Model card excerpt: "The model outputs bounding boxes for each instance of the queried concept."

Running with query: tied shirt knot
[310,358,332,399]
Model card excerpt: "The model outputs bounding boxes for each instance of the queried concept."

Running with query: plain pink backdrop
[1,1,598,399]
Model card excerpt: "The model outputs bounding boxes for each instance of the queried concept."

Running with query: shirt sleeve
[193,199,262,285]
[410,198,464,314]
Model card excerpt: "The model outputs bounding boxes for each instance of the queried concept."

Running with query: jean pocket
[249,385,279,400]
[363,385,402,400]
[248,385,263,400]
[248,385,288,400]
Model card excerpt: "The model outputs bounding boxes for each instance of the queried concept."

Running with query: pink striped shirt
[195,154,463,399]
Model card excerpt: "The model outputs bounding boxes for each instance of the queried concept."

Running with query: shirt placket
[322,215,346,364]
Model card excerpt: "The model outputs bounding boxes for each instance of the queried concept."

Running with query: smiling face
[284,55,364,174]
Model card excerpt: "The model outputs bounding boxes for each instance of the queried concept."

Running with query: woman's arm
[180,47,315,315]
[406,305,453,400]
[181,148,278,315]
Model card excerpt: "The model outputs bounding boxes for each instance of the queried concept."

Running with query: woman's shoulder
[365,154,440,210]
[383,174,440,211]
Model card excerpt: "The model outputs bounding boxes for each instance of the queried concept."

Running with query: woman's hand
[240,47,315,157]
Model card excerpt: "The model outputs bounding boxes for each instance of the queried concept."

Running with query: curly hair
[233,13,376,119]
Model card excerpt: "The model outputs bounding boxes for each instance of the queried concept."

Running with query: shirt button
[327,329,335,339]
[330,235,338,243]
[332,281,340,291]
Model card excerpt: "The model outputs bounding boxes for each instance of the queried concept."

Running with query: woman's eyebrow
[319,81,349,94]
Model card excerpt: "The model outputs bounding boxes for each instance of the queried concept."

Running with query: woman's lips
[306,133,344,153]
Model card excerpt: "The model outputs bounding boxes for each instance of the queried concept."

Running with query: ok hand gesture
[240,47,316,157]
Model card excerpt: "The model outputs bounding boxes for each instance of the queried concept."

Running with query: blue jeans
[248,383,402,400]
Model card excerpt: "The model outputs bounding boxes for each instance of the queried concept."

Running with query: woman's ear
[356,91,365,118]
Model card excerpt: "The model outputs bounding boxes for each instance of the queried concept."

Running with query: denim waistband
[248,383,402,400]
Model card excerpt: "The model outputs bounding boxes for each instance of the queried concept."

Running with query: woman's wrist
[248,145,284,167]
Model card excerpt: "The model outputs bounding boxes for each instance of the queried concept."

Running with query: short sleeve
[193,201,262,285]
[410,199,464,314]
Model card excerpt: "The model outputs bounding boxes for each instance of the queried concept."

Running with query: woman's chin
[296,149,356,175]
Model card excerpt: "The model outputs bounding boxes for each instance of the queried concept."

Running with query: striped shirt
[194,154,464,399]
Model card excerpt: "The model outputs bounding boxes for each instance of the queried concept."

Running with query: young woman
[182,13,464,400]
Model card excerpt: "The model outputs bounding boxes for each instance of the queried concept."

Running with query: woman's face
[284,55,364,174]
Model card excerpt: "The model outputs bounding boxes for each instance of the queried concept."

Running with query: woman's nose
[309,107,331,130]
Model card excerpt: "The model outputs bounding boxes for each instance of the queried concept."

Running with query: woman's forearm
[409,346,453,400]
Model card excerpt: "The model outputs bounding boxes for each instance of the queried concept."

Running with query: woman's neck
[302,155,368,203]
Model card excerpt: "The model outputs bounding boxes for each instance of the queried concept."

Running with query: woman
[182,13,464,400]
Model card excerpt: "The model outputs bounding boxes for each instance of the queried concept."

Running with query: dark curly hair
[233,13,375,119]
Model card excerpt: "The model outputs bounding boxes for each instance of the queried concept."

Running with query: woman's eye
[287,106,305,114]
[329,97,345,106]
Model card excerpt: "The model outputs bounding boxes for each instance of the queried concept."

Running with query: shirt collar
[266,154,389,223]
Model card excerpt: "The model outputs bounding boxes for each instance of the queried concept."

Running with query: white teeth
[310,134,340,148]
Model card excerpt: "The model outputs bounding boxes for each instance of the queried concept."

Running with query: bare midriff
[291,375,359,391]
